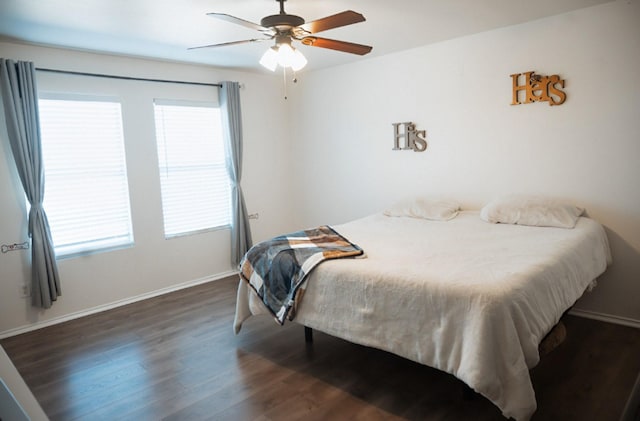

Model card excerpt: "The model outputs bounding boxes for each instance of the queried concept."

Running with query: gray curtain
[0,59,61,308]
[220,81,252,267]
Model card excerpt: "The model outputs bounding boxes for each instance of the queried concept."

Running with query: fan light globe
[259,47,279,71]
[290,49,307,71]
[276,43,295,67]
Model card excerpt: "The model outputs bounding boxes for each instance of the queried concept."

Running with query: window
[38,95,134,257]
[153,100,231,237]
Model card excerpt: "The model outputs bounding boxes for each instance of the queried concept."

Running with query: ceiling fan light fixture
[259,42,307,72]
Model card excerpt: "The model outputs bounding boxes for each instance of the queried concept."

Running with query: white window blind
[153,100,231,237]
[38,96,134,257]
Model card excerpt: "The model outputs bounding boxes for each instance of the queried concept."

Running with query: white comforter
[234,211,612,420]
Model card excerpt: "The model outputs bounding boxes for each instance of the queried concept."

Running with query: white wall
[0,42,293,335]
[289,1,640,322]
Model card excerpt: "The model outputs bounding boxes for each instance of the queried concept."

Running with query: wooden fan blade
[207,13,273,34]
[298,11,365,34]
[300,37,372,55]
[188,38,271,50]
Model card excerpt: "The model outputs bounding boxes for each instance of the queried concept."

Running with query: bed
[233,199,612,421]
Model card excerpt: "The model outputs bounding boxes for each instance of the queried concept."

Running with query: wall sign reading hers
[511,71,566,106]
[392,122,427,152]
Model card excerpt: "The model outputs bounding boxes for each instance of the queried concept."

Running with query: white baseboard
[0,271,239,340]
[569,308,640,329]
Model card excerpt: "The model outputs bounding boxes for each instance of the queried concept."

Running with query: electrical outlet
[248,213,259,220]
[21,284,30,298]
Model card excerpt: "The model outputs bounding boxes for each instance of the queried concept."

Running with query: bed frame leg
[304,326,313,343]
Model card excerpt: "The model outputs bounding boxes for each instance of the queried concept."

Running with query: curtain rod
[35,67,221,88]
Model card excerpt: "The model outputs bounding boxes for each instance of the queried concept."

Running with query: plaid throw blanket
[240,225,364,324]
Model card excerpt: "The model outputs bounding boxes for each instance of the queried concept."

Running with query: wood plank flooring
[2,275,640,421]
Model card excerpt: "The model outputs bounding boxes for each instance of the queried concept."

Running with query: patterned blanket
[239,225,364,324]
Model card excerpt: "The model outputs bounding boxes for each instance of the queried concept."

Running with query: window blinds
[153,101,231,237]
[38,96,134,257]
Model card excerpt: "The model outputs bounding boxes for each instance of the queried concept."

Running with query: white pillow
[384,197,461,221]
[480,195,584,228]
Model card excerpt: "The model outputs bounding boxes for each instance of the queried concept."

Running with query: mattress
[234,210,612,420]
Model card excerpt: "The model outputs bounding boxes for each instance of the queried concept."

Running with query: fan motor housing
[261,14,305,29]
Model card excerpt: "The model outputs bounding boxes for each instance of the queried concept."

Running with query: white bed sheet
[234,211,612,420]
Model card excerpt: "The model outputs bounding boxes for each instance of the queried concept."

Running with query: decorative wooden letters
[511,71,566,106]
[392,122,427,152]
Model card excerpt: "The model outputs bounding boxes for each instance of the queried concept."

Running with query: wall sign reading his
[392,122,427,152]
[511,71,566,106]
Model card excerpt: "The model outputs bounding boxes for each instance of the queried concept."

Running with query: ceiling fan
[190,0,373,71]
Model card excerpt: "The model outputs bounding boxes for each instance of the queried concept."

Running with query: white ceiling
[0,0,612,73]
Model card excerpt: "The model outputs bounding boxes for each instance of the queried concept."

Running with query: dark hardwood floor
[2,275,640,421]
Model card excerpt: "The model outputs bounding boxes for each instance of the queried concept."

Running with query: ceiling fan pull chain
[283,66,288,100]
